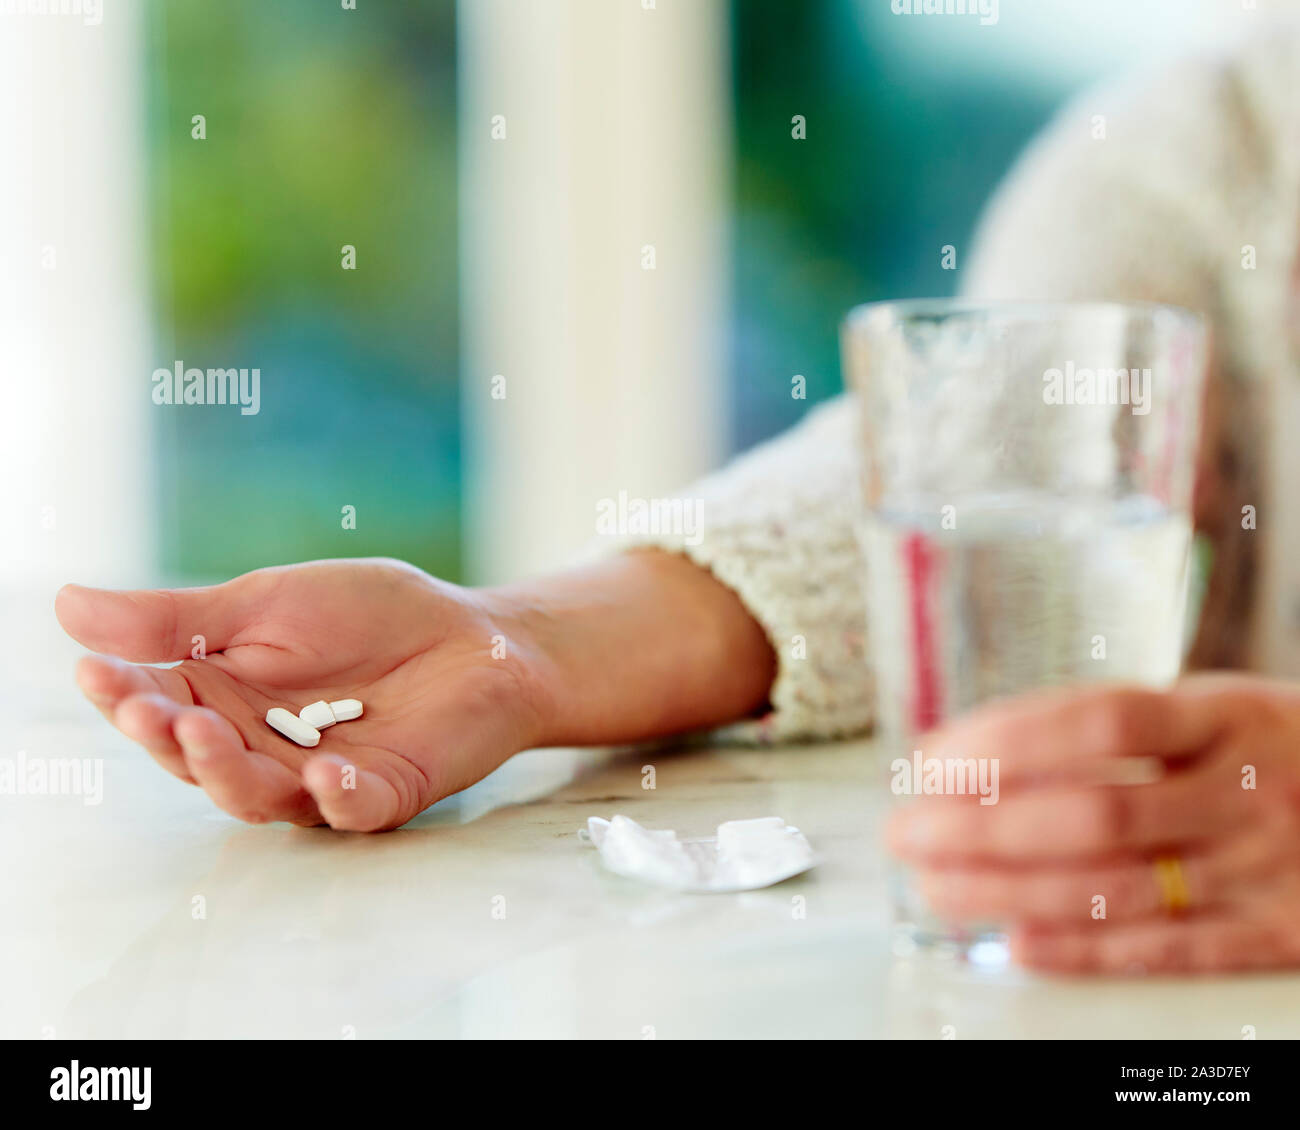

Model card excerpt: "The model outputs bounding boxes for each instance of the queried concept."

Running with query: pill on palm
[265,707,321,748]
[329,698,364,721]
[299,700,337,730]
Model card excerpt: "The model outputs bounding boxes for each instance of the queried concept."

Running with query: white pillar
[458,0,731,583]
[0,1,152,587]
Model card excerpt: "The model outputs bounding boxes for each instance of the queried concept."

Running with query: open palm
[56,559,552,830]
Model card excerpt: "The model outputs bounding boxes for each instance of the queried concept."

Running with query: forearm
[489,549,776,745]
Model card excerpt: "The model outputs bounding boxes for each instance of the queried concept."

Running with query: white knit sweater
[635,25,1300,744]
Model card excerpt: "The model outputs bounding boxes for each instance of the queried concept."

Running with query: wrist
[483,549,776,746]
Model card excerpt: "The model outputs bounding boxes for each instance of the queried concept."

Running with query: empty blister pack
[582,814,817,892]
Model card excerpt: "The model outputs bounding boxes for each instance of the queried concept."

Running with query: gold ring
[1154,855,1191,915]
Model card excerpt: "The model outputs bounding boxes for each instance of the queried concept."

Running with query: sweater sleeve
[610,394,873,744]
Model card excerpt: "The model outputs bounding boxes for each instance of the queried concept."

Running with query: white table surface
[6,589,1300,1040]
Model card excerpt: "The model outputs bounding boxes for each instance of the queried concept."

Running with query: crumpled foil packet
[581,814,817,892]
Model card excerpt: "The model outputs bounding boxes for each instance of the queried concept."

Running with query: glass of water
[840,300,1208,960]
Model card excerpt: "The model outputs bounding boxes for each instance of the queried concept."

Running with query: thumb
[55,578,262,663]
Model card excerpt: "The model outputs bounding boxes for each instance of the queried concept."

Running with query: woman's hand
[56,559,561,831]
[56,552,775,831]
[888,675,1300,974]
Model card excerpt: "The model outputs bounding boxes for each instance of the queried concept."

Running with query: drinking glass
[840,300,1208,961]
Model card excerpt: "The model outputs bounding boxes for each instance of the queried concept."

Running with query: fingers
[914,807,1297,924]
[174,708,320,826]
[114,693,195,784]
[918,683,1229,791]
[75,655,185,718]
[118,698,397,829]
[1010,913,1290,975]
[301,754,406,832]
[889,754,1254,865]
[918,859,1181,925]
[56,576,266,663]
[79,657,198,781]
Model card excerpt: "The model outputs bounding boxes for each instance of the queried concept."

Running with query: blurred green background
[730,0,1101,449]
[146,0,1142,583]
[147,0,458,582]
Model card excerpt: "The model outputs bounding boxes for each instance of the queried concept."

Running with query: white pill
[329,698,364,721]
[266,707,321,748]
[299,700,337,730]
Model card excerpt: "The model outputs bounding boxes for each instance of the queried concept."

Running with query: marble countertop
[7,594,1300,1040]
